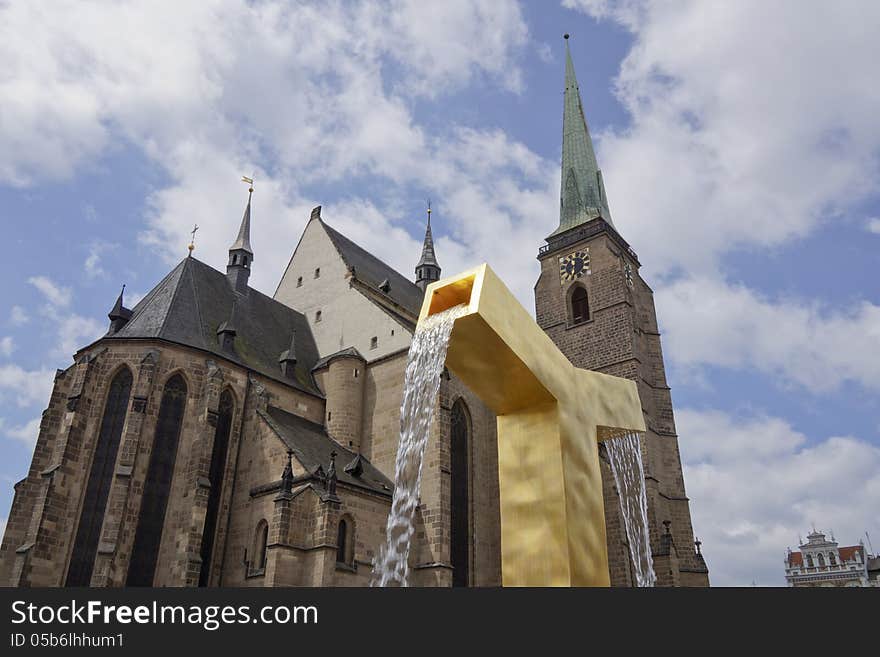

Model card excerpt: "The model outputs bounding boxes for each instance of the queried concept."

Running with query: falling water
[372,304,469,586]
[605,432,656,587]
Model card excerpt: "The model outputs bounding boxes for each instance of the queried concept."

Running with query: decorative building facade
[785,531,878,587]
[0,40,708,587]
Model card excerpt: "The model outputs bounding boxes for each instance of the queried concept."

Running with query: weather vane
[242,174,254,193]
[188,224,199,255]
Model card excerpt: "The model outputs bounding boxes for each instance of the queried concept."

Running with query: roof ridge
[156,258,192,338]
[321,220,420,293]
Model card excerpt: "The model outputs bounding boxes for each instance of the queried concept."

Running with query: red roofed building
[785,530,877,587]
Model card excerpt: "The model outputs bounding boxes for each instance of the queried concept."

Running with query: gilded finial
[188,224,199,255]
[242,175,254,194]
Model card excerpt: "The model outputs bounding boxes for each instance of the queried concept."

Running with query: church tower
[534,35,709,586]
[227,183,254,294]
[415,203,441,291]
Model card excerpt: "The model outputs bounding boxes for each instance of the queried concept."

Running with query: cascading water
[605,432,656,587]
[372,304,469,586]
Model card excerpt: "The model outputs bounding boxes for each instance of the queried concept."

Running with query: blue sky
[1,1,878,586]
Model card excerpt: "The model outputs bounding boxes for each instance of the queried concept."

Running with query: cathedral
[0,40,708,588]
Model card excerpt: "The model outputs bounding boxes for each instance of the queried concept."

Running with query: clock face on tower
[559,249,590,282]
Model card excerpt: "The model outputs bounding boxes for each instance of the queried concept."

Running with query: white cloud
[0,365,55,408]
[9,306,29,326]
[27,276,70,309]
[678,407,880,586]
[4,417,41,447]
[657,276,880,392]
[867,218,880,234]
[0,337,13,357]
[565,0,880,278]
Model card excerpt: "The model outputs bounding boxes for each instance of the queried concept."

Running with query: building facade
[785,531,878,587]
[0,42,707,587]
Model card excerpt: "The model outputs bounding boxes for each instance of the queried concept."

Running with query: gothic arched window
[806,554,814,568]
[571,286,590,324]
[198,389,235,587]
[126,374,187,586]
[66,367,133,586]
[252,519,269,574]
[336,518,353,565]
[829,553,837,566]
[450,398,470,587]
[818,553,826,567]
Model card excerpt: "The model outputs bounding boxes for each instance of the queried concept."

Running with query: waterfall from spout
[605,432,656,587]
[372,304,468,586]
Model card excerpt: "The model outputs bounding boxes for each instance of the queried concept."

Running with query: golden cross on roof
[187,224,199,255]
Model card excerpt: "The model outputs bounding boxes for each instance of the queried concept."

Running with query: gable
[274,217,414,360]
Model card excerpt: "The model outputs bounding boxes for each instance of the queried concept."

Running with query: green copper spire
[551,34,612,237]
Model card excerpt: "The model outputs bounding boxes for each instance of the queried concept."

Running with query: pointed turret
[278,327,297,379]
[216,299,238,352]
[415,202,441,291]
[551,34,612,238]
[107,284,132,334]
[227,183,254,294]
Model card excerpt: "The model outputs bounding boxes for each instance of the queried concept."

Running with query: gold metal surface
[419,264,646,586]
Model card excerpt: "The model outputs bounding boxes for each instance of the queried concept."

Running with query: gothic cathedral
[0,41,707,587]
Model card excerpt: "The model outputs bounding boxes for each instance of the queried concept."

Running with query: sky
[0,0,878,587]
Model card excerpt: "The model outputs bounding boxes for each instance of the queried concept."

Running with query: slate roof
[104,256,320,395]
[321,220,425,318]
[311,347,365,372]
[260,406,393,497]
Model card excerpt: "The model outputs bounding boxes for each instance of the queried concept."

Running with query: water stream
[605,432,656,587]
[372,304,468,586]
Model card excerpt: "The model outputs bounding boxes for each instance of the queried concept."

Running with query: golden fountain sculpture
[419,264,646,586]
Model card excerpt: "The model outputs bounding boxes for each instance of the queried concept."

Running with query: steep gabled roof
[103,257,321,395]
[260,406,393,497]
[320,220,425,319]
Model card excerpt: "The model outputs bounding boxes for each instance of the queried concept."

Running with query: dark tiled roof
[105,257,320,395]
[311,346,365,372]
[321,220,424,317]
[260,406,393,497]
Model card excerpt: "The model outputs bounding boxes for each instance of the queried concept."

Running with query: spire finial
[188,224,198,255]
[564,33,570,40]
[426,198,432,227]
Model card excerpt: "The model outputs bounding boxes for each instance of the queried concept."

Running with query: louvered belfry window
[65,367,133,586]
[198,389,234,587]
[126,374,187,586]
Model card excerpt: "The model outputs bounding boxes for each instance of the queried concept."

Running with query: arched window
[198,389,234,587]
[829,553,837,566]
[818,553,826,567]
[571,286,589,324]
[252,520,269,574]
[450,399,470,587]
[126,374,187,586]
[336,518,352,565]
[66,367,132,586]
[806,554,814,568]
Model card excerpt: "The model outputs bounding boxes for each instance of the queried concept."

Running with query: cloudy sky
[1,0,878,586]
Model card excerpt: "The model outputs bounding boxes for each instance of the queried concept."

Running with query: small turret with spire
[415,201,441,291]
[227,177,254,294]
[107,284,132,334]
[278,326,297,380]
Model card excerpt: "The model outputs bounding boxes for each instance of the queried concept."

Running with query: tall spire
[227,177,254,294]
[415,200,441,291]
[552,34,612,238]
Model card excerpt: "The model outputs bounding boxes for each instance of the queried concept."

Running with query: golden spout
[419,264,645,586]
